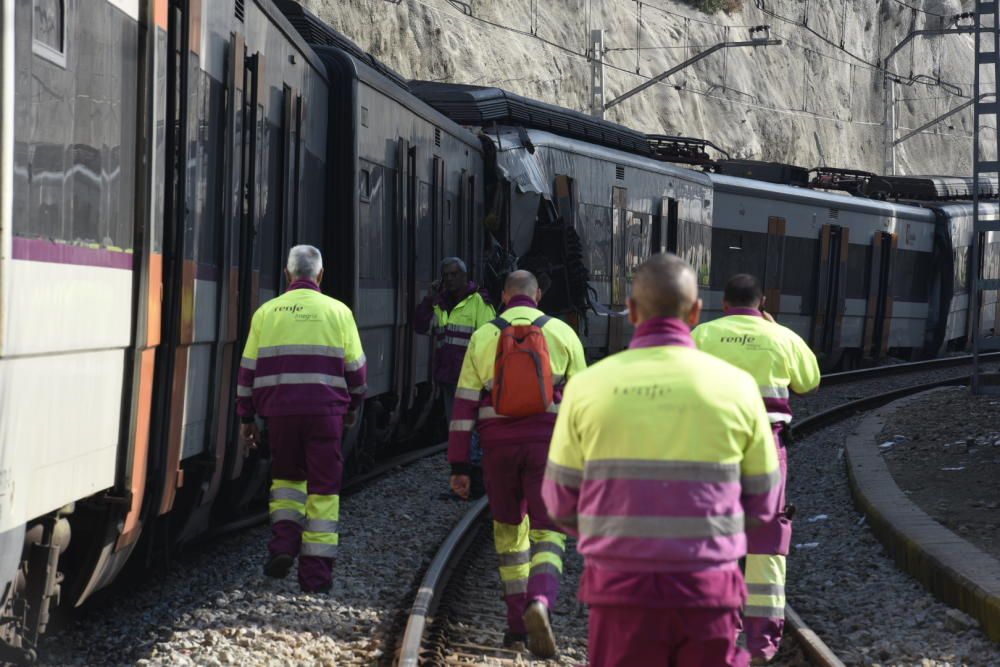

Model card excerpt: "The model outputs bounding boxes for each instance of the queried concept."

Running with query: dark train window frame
[32,0,67,68]
[359,168,371,201]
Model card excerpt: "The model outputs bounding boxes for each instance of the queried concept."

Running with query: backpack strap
[493,314,550,330]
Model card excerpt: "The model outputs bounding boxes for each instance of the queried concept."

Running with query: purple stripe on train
[13,236,134,270]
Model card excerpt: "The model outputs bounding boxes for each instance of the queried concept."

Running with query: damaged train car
[409,82,713,356]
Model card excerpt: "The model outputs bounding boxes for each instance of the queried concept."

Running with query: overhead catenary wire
[379,0,977,141]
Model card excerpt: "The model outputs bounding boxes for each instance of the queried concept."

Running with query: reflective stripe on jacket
[542,317,780,600]
[237,280,367,419]
[413,284,495,384]
[447,295,586,471]
[691,308,820,424]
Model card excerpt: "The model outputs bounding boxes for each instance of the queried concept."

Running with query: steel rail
[820,351,1000,386]
[791,375,973,438]
[786,607,846,667]
[396,359,991,665]
[397,496,489,667]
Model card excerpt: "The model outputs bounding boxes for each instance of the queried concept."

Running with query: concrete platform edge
[844,387,1000,643]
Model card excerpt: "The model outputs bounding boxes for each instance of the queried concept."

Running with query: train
[1,0,997,659]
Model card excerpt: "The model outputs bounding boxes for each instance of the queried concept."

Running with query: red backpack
[491,315,554,417]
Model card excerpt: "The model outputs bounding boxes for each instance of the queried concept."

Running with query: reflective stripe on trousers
[495,518,530,597]
[745,554,785,619]
[493,517,567,633]
[270,479,307,526]
[529,529,566,579]
[743,553,786,661]
[301,493,340,558]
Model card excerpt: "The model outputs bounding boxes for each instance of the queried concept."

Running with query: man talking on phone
[413,257,495,496]
[692,273,820,664]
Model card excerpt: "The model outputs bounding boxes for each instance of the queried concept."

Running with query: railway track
[396,354,1000,666]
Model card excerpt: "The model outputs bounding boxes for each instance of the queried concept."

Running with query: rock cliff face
[302,0,978,175]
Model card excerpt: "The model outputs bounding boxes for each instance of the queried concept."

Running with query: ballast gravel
[38,455,468,666]
[36,363,1000,666]
[786,410,1000,666]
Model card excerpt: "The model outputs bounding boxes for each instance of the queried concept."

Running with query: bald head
[628,253,701,326]
[503,270,541,305]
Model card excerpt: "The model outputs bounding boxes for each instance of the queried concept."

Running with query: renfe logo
[274,304,304,314]
[721,334,756,345]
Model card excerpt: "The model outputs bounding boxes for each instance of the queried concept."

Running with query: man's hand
[345,410,359,429]
[450,474,471,500]
[761,309,776,323]
[240,422,261,449]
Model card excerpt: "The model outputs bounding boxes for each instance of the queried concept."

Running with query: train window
[33,0,65,66]
[360,169,371,201]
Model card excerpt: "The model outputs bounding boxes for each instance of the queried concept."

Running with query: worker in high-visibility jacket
[448,270,586,659]
[692,273,820,664]
[543,254,780,667]
[414,256,494,494]
[237,245,367,594]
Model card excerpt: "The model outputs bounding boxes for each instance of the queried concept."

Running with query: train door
[458,171,477,275]
[609,186,628,352]
[861,232,896,361]
[763,216,787,316]
[811,224,849,365]
[658,196,679,254]
[404,144,420,411]
[432,154,446,273]
[148,0,197,522]
[280,87,303,275]
[174,31,246,542]
[224,46,266,500]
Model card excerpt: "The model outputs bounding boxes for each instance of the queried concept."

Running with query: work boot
[502,630,527,650]
[523,600,557,659]
[264,553,294,579]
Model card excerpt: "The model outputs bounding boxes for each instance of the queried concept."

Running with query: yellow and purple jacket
[691,308,820,426]
[447,295,586,475]
[413,282,495,385]
[542,317,781,607]
[237,280,367,420]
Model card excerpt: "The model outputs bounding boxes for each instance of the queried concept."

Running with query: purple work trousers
[588,605,749,667]
[743,424,792,661]
[747,425,791,554]
[268,415,344,592]
[482,441,563,633]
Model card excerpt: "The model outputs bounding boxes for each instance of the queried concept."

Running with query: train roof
[491,126,713,187]
[311,47,483,153]
[273,0,409,90]
[923,200,1000,218]
[864,175,1000,201]
[408,81,655,156]
[710,173,937,221]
